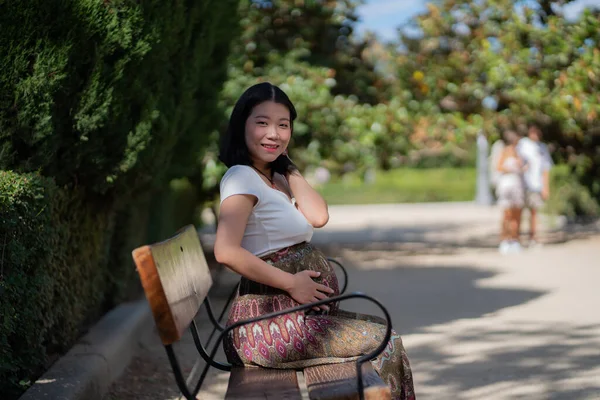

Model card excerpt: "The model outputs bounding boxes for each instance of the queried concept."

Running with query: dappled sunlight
[327,236,600,398]
[198,370,230,400]
[311,204,599,258]
[105,234,600,400]
[408,321,600,399]
[334,259,546,335]
[36,379,56,384]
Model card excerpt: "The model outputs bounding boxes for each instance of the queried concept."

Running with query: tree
[392,0,600,204]
[230,0,389,103]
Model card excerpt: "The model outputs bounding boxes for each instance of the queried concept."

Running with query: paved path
[106,203,600,400]
[201,202,572,251]
[338,236,600,399]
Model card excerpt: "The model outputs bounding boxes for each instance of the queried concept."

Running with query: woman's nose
[266,126,279,139]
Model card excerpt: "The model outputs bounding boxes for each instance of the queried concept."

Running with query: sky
[356,0,600,42]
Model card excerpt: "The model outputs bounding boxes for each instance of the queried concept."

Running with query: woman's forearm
[287,171,329,227]
[215,246,294,292]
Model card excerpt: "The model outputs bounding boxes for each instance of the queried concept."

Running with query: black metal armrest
[200,257,347,370]
[215,258,346,333]
[196,292,391,400]
[327,257,349,294]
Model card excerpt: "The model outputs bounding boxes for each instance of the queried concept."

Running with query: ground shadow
[310,219,600,256]
[208,259,546,336]
[105,243,597,399]
[199,214,599,257]
[327,263,545,335]
[410,322,600,399]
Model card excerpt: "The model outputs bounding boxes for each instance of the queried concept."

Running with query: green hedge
[0,0,238,195]
[0,0,240,397]
[0,172,115,397]
[545,165,600,219]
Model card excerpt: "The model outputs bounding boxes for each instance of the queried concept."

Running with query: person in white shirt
[213,82,415,398]
[517,124,553,246]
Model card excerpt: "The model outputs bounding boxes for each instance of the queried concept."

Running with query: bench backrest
[132,225,212,345]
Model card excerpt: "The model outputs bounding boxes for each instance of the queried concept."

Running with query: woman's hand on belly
[285,270,335,311]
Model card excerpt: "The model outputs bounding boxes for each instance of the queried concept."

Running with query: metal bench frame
[203,257,348,357]
[133,224,386,400]
[167,292,391,400]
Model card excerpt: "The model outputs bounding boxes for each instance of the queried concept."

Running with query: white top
[517,137,553,192]
[489,139,506,187]
[219,165,314,257]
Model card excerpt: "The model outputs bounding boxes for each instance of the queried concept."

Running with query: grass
[317,167,476,205]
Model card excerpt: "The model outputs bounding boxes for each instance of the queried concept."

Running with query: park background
[1,0,600,398]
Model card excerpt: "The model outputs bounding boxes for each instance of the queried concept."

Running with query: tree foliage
[0,0,237,196]
[231,0,388,103]
[209,0,599,209]
[394,0,600,200]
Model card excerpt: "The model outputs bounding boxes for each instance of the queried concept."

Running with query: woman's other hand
[287,270,335,311]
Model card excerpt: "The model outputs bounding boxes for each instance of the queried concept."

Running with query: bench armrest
[205,258,347,358]
[195,257,350,377]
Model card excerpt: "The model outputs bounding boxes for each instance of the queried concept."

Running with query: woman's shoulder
[220,165,262,195]
[222,164,255,179]
[499,145,513,157]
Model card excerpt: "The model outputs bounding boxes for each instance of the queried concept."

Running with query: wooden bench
[132,225,392,400]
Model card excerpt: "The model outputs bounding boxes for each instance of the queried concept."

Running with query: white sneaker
[509,241,522,253]
[499,240,511,254]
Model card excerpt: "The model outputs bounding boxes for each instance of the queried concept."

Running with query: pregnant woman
[214,82,416,399]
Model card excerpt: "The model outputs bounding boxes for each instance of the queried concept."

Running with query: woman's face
[504,130,519,145]
[245,101,291,167]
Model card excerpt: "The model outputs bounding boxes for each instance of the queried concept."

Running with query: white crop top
[219,165,314,257]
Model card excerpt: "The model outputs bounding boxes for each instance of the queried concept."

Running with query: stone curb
[19,299,153,400]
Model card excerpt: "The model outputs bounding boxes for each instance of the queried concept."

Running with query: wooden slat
[225,367,302,400]
[304,362,391,400]
[132,225,212,345]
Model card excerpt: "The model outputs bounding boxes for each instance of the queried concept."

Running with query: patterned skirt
[223,242,416,400]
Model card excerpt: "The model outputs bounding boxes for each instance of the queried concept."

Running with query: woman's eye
[257,121,267,126]
[279,124,289,129]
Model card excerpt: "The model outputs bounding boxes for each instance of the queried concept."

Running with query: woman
[496,129,526,254]
[214,82,415,399]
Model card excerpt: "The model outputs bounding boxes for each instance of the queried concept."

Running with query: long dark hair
[219,82,298,175]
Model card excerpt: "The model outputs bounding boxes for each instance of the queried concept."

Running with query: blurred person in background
[517,124,553,248]
[496,130,526,254]
[489,136,506,200]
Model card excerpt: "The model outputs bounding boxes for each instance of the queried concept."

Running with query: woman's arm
[286,170,329,228]
[496,148,508,173]
[214,194,334,308]
[497,148,523,173]
[542,170,550,200]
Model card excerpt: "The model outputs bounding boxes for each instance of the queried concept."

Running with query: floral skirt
[223,242,416,400]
